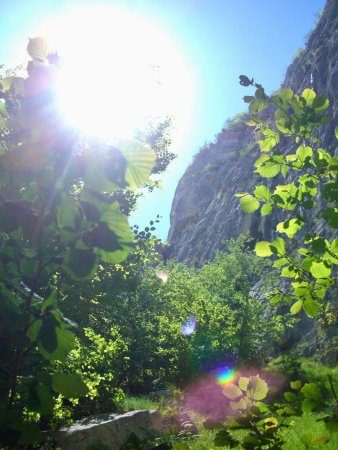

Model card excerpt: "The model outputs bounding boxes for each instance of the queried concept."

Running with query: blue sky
[1,0,326,239]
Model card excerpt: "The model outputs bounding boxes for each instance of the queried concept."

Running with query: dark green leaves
[239,75,253,87]
[63,248,98,280]
[52,373,88,399]
[38,321,76,361]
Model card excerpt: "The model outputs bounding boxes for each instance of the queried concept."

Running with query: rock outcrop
[57,409,163,450]
[168,0,337,266]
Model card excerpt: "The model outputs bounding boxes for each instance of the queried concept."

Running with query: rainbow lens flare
[216,367,237,385]
[181,315,196,336]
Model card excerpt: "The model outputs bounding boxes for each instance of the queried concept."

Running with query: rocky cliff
[168,0,338,265]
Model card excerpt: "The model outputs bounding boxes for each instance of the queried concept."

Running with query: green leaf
[52,373,88,399]
[279,88,293,102]
[83,224,122,252]
[325,420,338,433]
[57,195,78,229]
[261,203,272,216]
[223,383,242,399]
[27,37,50,60]
[290,300,303,315]
[290,380,302,390]
[302,88,316,106]
[214,430,236,447]
[238,377,249,391]
[323,208,338,229]
[256,161,281,178]
[39,325,76,361]
[255,241,273,257]
[323,181,338,202]
[240,195,260,213]
[119,140,156,189]
[246,375,268,401]
[243,96,255,103]
[264,417,278,430]
[254,185,271,201]
[230,398,247,410]
[270,237,286,256]
[249,100,269,113]
[310,261,331,279]
[301,383,321,401]
[301,399,315,413]
[36,383,54,415]
[173,444,191,450]
[296,146,312,163]
[239,75,252,86]
[335,125,338,139]
[63,248,98,280]
[312,96,329,112]
[27,319,43,342]
[284,391,297,402]
[303,298,320,318]
[276,218,304,238]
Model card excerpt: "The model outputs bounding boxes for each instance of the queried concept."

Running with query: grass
[159,357,338,449]
[121,395,159,412]
[165,413,338,449]
[281,414,338,450]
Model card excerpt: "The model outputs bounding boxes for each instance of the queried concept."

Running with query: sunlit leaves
[27,37,50,61]
[302,88,316,106]
[254,185,271,201]
[310,261,331,279]
[276,218,304,239]
[290,380,302,390]
[239,195,260,213]
[255,241,273,257]
[223,383,242,400]
[290,300,303,315]
[237,78,337,323]
[246,375,268,401]
[119,139,156,188]
[258,129,280,152]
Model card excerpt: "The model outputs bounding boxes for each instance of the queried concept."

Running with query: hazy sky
[1,0,326,239]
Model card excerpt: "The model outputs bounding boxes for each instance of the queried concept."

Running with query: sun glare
[38,5,193,142]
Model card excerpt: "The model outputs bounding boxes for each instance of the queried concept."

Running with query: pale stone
[57,409,163,450]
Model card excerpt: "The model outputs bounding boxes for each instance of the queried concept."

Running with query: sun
[38,5,194,142]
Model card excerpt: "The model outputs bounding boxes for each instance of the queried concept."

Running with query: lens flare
[181,315,196,336]
[215,367,237,385]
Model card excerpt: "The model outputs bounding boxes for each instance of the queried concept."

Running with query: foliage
[55,237,283,418]
[0,38,156,447]
[237,76,337,324]
[214,372,338,449]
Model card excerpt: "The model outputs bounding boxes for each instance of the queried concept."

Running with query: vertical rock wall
[168,0,337,265]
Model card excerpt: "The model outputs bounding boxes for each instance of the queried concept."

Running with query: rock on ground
[57,409,163,450]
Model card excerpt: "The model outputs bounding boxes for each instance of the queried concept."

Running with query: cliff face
[168,0,338,265]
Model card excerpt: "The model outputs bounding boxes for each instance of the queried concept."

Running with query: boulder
[57,409,163,450]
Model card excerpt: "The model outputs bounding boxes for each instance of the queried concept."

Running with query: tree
[0,37,156,447]
[237,76,337,322]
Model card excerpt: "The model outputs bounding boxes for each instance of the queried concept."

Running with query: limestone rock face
[57,409,163,450]
[168,0,338,266]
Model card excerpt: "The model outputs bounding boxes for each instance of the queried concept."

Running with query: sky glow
[0,0,326,239]
[39,5,194,142]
